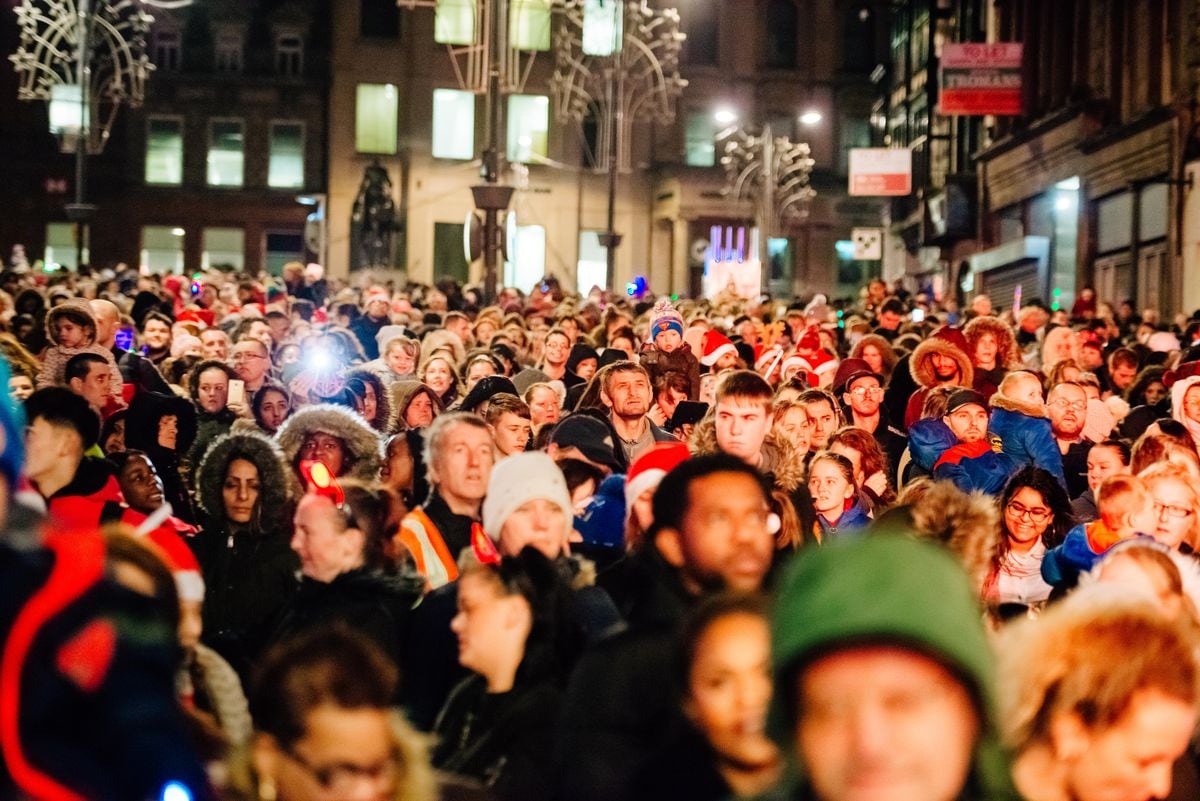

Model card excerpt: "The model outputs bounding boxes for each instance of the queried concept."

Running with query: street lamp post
[551,0,686,292]
[718,122,816,294]
[10,0,190,269]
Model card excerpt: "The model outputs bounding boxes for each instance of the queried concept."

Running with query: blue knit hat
[0,358,26,487]
[573,473,627,551]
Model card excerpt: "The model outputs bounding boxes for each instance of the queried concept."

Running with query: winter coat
[631,723,740,801]
[113,345,171,396]
[189,407,238,475]
[36,299,125,404]
[964,315,1022,370]
[904,326,996,429]
[180,642,252,749]
[769,534,1017,801]
[908,418,1018,495]
[267,567,421,668]
[346,366,395,433]
[882,354,918,431]
[1041,522,1146,589]
[639,343,701,400]
[433,674,563,801]
[815,495,872,541]
[391,380,444,430]
[403,556,621,731]
[274,403,383,482]
[125,391,199,524]
[350,313,390,360]
[191,432,299,679]
[397,491,480,590]
[988,393,1066,488]
[555,548,703,801]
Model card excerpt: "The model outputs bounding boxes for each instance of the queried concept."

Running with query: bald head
[89,299,120,349]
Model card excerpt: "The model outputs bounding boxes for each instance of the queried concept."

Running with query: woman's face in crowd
[255,705,399,801]
[1004,486,1052,548]
[380,437,413,491]
[423,359,454,396]
[8,375,33,401]
[1143,381,1167,407]
[222,458,260,525]
[1183,386,1200,424]
[300,432,348,477]
[686,612,778,773]
[1147,477,1196,550]
[528,387,560,427]
[775,408,811,453]
[259,390,290,433]
[357,383,378,422]
[1087,446,1128,495]
[386,344,415,376]
[405,392,435,429]
[143,319,171,350]
[860,344,883,375]
[1053,688,1195,801]
[808,459,854,515]
[466,359,496,390]
[158,414,178,450]
[291,494,360,583]
[196,368,229,414]
[974,334,997,367]
[827,442,864,487]
[499,498,567,559]
[103,417,126,454]
[118,453,165,514]
[451,572,530,679]
[575,358,598,382]
[610,337,634,358]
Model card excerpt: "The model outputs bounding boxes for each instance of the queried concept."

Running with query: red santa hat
[625,443,692,520]
[699,330,738,367]
[134,506,205,603]
[780,353,814,379]
[755,346,786,380]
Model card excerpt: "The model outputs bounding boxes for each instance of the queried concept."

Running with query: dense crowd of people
[4,262,1200,801]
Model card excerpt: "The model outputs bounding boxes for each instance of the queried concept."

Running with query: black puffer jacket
[188,432,299,680]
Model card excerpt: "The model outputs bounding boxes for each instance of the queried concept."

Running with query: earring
[258,776,277,801]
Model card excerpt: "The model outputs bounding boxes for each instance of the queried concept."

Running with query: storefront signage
[939,43,1023,116]
[849,148,912,197]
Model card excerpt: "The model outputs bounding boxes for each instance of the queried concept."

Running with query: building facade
[327,0,889,297]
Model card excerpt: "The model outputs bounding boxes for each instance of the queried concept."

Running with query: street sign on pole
[849,148,912,197]
[938,43,1023,116]
[851,228,883,260]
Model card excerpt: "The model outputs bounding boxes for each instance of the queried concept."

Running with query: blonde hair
[999,586,1200,755]
[1096,474,1151,532]
[1139,463,1200,550]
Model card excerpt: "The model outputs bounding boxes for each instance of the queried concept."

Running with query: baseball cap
[945,388,988,415]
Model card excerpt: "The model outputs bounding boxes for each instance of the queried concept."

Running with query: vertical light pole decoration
[719,123,816,294]
[551,0,686,291]
[10,0,189,268]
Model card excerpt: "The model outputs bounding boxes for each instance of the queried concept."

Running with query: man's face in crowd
[196,367,229,414]
[367,299,389,319]
[1110,360,1137,391]
[143,319,171,350]
[232,340,269,384]
[603,370,651,420]
[715,396,772,464]
[796,646,979,801]
[528,387,560,427]
[491,412,531,456]
[806,399,837,449]
[843,377,882,417]
[24,417,81,481]
[201,329,230,361]
[432,423,495,504]
[931,353,960,382]
[944,403,988,444]
[971,295,992,316]
[1079,344,1104,371]
[89,300,119,347]
[1047,383,1087,439]
[659,470,774,594]
[267,315,290,344]
[446,316,472,345]
[248,320,273,349]
[69,362,110,410]
[544,333,571,366]
[119,453,165,513]
[878,310,901,330]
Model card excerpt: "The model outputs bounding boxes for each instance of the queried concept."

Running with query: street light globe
[714,108,738,125]
[799,109,823,126]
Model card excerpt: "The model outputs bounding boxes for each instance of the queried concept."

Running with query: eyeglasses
[847,386,883,399]
[1154,501,1194,519]
[1007,501,1052,522]
[1048,399,1087,412]
[232,352,266,362]
[281,745,397,793]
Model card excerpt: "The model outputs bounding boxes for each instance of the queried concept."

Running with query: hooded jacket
[814,494,871,541]
[189,432,299,679]
[391,380,444,430]
[769,534,1016,801]
[964,315,1022,388]
[905,327,986,428]
[1041,522,1146,589]
[346,367,395,433]
[36,299,125,402]
[988,391,1066,488]
[125,391,199,524]
[908,417,1019,496]
[1171,375,1200,452]
[274,403,383,482]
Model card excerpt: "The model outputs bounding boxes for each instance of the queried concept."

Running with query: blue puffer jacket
[816,495,872,541]
[907,418,957,472]
[987,395,1065,488]
[907,417,1020,495]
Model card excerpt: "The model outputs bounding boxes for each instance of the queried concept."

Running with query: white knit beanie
[482,451,573,540]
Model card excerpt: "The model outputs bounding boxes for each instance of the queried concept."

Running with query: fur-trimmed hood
[346,367,395,434]
[45,297,98,345]
[195,431,297,531]
[689,413,807,492]
[910,327,975,390]
[274,403,383,481]
[989,391,1047,419]
[964,316,1021,370]
[873,480,1000,594]
[390,380,444,428]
